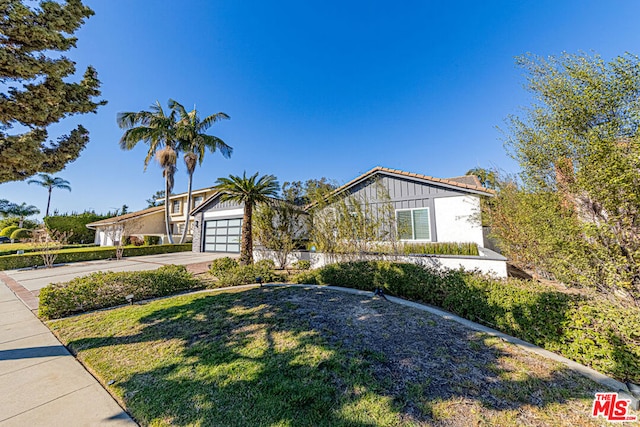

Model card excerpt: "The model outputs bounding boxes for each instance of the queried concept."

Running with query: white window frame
[193,196,204,209]
[396,207,431,242]
[171,200,181,215]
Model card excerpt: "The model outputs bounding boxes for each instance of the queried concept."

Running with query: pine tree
[0,0,106,183]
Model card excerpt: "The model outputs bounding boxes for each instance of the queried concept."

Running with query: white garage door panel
[204,218,243,253]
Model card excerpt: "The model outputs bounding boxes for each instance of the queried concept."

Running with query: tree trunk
[46,187,52,217]
[164,174,174,244]
[240,203,253,265]
[180,171,193,244]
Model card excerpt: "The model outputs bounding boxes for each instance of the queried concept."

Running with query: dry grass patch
[48,286,627,426]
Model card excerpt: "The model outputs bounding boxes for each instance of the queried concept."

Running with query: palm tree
[117,101,178,243]
[214,172,279,265]
[170,99,232,243]
[5,203,40,227]
[26,174,71,217]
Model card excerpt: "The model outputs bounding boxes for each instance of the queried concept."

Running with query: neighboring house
[87,187,217,246]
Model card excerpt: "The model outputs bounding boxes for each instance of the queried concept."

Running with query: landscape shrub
[144,235,161,245]
[9,228,32,240]
[44,212,109,244]
[209,257,283,287]
[209,257,239,277]
[38,264,201,319]
[0,226,19,238]
[0,217,37,230]
[292,259,311,270]
[401,242,479,256]
[0,243,192,270]
[292,260,640,382]
[0,243,97,257]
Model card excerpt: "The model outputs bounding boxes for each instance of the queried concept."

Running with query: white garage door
[203,218,242,253]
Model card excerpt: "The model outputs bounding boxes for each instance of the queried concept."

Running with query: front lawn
[49,286,609,426]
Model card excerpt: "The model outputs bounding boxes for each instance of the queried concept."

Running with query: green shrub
[210,258,284,287]
[0,218,37,230]
[292,261,640,383]
[0,243,97,257]
[209,257,239,277]
[38,264,201,319]
[144,235,161,245]
[9,228,32,240]
[44,212,110,244]
[402,242,479,256]
[0,243,192,270]
[0,226,19,238]
[292,259,311,270]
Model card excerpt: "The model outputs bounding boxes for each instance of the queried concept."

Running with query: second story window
[172,200,181,214]
[193,196,204,208]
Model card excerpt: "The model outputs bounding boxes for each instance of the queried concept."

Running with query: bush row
[209,257,284,287]
[292,261,640,383]
[39,265,201,319]
[0,244,192,270]
[0,243,98,257]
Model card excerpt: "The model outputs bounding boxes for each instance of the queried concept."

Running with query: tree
[170,99,231,244]
[5,203,40,227]
[465,167,498,190]
[281,178,337,206]
[27,174,71,217]
[0,0,106,183]
[146,190,165,208]
[214,172,280,265]
[502,52,640,300]
[118,101,178,243]
[254,200,306,268]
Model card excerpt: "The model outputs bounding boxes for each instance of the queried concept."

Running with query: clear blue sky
[2,0,640,217]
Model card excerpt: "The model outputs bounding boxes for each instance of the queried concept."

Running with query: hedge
[0,244,192,270]
[292,261,640,383]
[9,228,31,240]
[209,257,284,287]
[0,226,19,237]
[0,243,98,257]
[39,264,201,319]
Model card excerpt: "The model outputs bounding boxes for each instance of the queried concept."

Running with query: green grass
[49,287,612,427]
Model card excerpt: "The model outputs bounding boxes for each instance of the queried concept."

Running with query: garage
[203,218,242,253]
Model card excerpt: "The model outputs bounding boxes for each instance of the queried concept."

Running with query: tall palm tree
[214,172,279,265]
[117,101,178,243]
[6,203,40,227]
[170,99,232,243]
[26,174,71,217]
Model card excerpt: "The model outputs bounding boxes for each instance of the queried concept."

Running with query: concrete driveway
[1,251,228,310]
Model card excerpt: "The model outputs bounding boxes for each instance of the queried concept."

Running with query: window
[193,196,204,208]
[171,200,181,214]
[396,208,430,241]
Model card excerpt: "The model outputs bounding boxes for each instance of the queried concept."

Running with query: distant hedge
[0,243,97,257]
[0,226,19,238]
[44,212,110,244]
[39,264,201,319]
[0,244,192,270]
[293,261,640,383]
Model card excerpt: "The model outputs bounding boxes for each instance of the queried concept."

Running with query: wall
[255,248,508,278]
[433,195,483,247]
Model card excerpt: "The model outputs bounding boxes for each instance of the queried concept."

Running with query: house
[189,166,494,253]
[87,186,218,245]
[89,167,500,266]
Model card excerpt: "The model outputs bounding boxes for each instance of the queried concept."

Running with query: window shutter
[413,209,430,240]
[397,210,412,240]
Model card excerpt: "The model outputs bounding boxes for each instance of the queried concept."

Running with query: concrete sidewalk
[0,281,136,426]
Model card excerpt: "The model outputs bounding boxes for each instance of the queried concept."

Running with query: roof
[86,206,164,229]
[306,166,495,209]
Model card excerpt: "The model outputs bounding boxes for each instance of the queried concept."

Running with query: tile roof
[85,206,164,228]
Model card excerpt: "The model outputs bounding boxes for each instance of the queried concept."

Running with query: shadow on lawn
[64,287,602,426]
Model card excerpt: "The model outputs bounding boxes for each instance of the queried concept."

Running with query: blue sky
[2,0,640,217]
